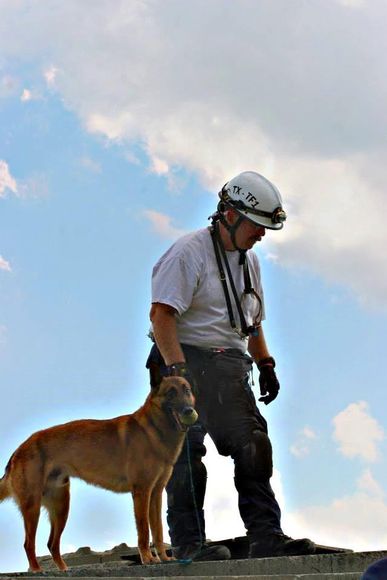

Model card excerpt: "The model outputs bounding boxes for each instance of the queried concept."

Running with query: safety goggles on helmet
[221,195,287,227]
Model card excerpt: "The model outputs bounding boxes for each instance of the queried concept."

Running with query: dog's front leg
[132,488,160,564]
[149,482,173,561]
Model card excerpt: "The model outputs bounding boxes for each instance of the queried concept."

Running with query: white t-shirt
[151,227,265,352]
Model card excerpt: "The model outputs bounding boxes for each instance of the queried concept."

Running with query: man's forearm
[150,303,185,365]
[248,326,271,363]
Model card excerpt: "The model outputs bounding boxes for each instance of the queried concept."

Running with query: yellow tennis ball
[180,409,198,426]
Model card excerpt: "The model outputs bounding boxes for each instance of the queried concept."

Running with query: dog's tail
[0,457,12,502]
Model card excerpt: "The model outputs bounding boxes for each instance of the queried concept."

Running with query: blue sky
[1,0,387,572]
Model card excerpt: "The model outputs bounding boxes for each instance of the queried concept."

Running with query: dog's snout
[182,406,194,417]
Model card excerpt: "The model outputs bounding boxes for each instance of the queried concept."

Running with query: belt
[182,343,246,356]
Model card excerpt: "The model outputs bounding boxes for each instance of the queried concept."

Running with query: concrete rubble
[0,541,386,580]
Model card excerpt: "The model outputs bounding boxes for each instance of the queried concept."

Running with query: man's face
[227,210,266,249]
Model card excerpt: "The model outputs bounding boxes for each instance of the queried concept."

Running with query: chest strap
[210,224,260,338]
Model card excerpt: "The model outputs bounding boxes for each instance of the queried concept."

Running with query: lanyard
[210,224,262,338]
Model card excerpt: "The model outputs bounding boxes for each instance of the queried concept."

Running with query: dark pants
[147,343,282,548]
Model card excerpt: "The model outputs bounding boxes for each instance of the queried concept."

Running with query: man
[147,171,316,562]
[361,557,387,579]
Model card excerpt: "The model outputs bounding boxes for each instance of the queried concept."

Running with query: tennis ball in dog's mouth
[180,409,198,426]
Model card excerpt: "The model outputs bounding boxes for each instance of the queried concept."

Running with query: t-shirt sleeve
[151,255,199,316]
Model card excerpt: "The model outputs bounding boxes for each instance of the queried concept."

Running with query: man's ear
[224,207,238,224]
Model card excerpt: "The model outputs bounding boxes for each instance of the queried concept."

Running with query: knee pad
[234,430,273,484]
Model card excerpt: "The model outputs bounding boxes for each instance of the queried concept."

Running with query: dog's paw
[140,551,161,565]
[161,555,175,562]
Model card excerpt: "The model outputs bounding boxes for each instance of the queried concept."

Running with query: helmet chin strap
[212,204,247,263]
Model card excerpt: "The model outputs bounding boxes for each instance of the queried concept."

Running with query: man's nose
[255,225,266,236]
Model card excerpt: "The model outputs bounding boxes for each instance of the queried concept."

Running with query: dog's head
[154,376,198,431]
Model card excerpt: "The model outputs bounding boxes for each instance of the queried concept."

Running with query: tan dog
[0,377,197,572]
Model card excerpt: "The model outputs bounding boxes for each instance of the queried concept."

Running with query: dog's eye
[166,387,178,399]
[184,386,192,396]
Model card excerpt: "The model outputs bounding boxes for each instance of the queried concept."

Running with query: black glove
[165,362,195,390]
[257,357,280,405]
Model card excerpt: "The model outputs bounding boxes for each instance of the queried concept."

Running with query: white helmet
[219,171,287,230]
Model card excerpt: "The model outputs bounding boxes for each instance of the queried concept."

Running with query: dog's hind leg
[10,462,43,572]
[149,479,172,562]
[132,487,160,564]
[17,496,42,572]
[43,481,70,571]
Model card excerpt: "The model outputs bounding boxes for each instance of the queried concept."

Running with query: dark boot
[173,542,231,562]
[249,533,316,558]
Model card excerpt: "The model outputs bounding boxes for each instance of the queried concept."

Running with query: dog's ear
[148,361,163,392]
[146,344,165,393]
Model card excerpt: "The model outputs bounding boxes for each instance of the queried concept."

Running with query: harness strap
[240,251,254,294]
[210,224,238,332]
[210,223,252,338]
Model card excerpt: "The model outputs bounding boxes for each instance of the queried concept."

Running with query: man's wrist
[165,362,188,377]
[257,356,276,370]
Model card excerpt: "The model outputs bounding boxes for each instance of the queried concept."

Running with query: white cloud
[265,155,387,309]
[333,401,385,462]
[20,88,32,101]
[150,157,169,176]
[303,427,317,440]
[143,210,187,240]
[0,160,17,197]
[17,174,49,199]
[44,65,59,88]
[336,0,366,8]
[203,440,246,540]
[0,256,11,272]
[87,113,128,141]
[284,478,387,552]
[357,468,384,499]
[1,1,387,305]
[20,88,40,102]
[290,426,318,458]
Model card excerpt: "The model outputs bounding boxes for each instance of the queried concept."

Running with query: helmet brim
[237,209,284,230]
